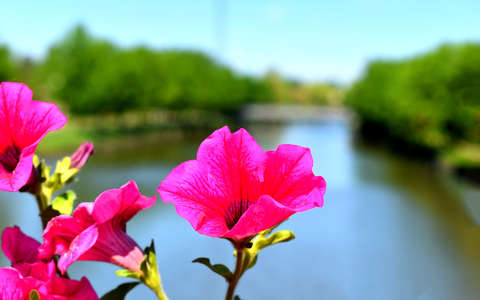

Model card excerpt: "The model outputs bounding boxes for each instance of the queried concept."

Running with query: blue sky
[0,0,479,83]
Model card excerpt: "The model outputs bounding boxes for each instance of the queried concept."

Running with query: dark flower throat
[224,199,252,230]
[0,146,20,172]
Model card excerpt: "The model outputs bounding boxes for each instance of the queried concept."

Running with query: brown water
[1,120,480,299]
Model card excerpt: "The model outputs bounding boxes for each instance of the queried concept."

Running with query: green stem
[151,284,169,300]
[34,193,50,229]
[34,191,70,279]
[225,247,246,300]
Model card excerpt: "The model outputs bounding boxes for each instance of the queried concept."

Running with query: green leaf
[29,290,41,300]
[192,257,233,280]
[234,296,242,300]
[52,190,77,215]
[100,282,140,300]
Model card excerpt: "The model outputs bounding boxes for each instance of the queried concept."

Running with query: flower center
[0,146,21,172]
[224,199,252,230]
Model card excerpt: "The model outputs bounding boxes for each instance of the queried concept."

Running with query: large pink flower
[158,126,326,242]
[0,226,97,300]
[39,181,156,274]
[0,82,67,192]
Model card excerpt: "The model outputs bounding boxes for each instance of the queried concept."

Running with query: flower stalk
[117,241,169,300]
[225,244,247,300]
[141,258,169,300]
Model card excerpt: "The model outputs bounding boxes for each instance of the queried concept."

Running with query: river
[1,119,480,299]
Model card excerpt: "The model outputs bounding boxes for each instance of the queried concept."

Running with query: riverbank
[38,105,480,185]
[345,43,480,184]
[38,104,348,154]
[355,120,480,184]
[37,109,232,154]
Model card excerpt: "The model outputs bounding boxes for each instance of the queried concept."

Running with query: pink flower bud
[70,142,94,169]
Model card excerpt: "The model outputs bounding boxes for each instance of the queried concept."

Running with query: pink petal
[57,225,99,274]
[90,222,145,272]
[92,181,155,225]
[196,126,265,206]
[40,276,98,300]
[0,268,29,300]
[1,226,40,265]
[159,160,229,237]
[0,144,36,192]
[263,144,326,211]
[14,261,55,283]
[224,195,295,241]
[0,83,31,146]
[39,214,93,261]
[15,97,67,149]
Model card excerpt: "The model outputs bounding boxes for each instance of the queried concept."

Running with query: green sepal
[247,252,258,269]
[29,290,41,300]
[32,155,40,168]
[99,282,140,300]
[139,240,163,293]
[192,257,233,280]
[253,229,295,251]
[115,269,142,280]
[141,240,158,278]
[113,240,167,298]
[52,190,77,215]
[242,228,295,271]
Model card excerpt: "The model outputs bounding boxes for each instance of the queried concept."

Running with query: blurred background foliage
[0,25,342,115]
[346,43,480,170]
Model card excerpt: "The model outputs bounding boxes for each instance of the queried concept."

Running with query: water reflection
[1,120,480,299]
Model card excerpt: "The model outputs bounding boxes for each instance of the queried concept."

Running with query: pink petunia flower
[158,126,326,242]
[0,82,67,192]
[0,226,98,300]
[39,181,156,274]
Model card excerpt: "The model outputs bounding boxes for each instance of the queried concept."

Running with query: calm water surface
[1,120,480,299]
